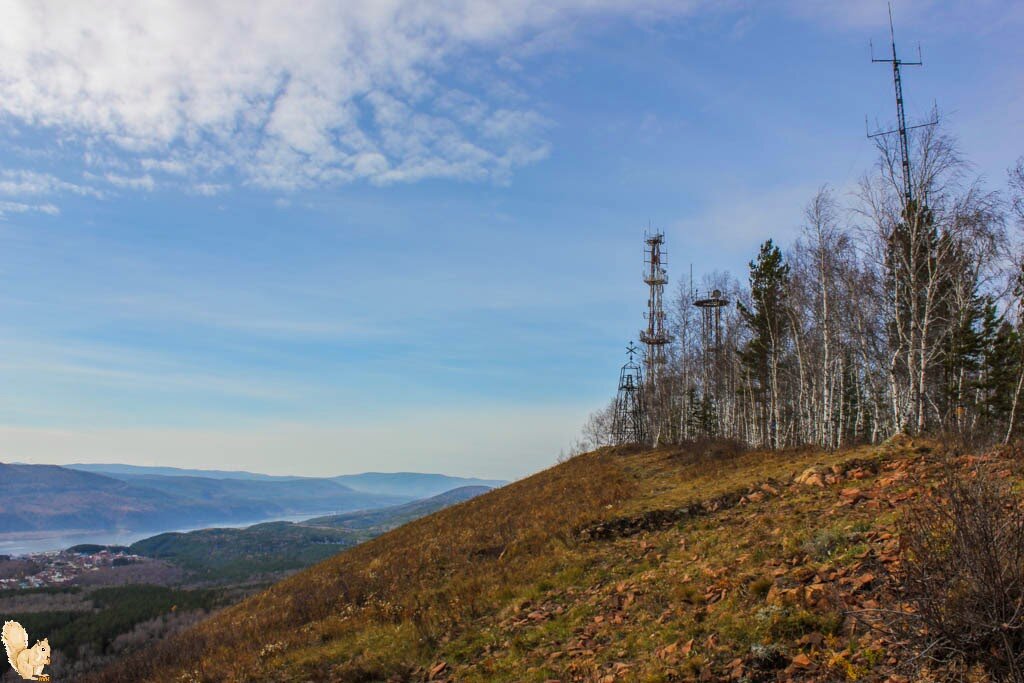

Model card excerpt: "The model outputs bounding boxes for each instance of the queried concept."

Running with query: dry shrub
[896,465,1024,681]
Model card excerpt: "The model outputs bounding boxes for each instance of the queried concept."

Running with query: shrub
[896,465,1024,681]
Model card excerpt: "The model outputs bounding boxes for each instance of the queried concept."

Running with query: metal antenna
[867,3,937,208]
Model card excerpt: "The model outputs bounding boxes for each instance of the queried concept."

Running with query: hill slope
[82,439,998,682]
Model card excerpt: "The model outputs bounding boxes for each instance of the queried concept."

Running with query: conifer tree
[739,240,791,448]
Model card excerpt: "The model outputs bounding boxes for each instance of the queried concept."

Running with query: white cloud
[100,173,157,191]
[0,1,701,191]
[191,182,229,197]
[0,169,103,198]
[0,200,60,217]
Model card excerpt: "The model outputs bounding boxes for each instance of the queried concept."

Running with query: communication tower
[639,232,672,382]
[867,4,937,209]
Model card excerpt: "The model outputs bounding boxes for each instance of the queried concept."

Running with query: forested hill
[82,438,1024,682]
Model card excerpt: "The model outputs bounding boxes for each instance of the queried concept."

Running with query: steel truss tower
[639,232,672,382]
[612,342,646,445]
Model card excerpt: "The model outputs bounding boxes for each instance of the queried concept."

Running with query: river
[0,511,340,556]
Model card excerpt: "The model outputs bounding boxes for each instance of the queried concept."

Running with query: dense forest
[582,122,1024,451]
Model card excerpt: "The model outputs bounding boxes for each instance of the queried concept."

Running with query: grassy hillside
[81,439,1015,682]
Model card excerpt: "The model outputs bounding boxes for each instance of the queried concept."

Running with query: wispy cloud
[99,172,155,191]
[0,169,103,198]
[0,200,60,217]
[0,1,702,192]
[190,182,229,197]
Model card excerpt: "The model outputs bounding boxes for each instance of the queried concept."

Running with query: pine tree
[738,240,791,448]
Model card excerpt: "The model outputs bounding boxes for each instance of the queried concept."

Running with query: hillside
[80,439,1012,682]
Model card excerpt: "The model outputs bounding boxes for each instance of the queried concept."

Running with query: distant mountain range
[67,463,301,481]
[329,473,507,499]
[307,486,493,531]
[2,462,505,535]
[67,463,507,498]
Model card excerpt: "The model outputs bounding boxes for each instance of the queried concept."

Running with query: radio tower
[639,232,672,382]
[867,3,937,208]
[612,342,646,445]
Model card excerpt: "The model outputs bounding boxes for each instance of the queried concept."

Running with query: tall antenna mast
[867,3,936,208]
[639,231,672,383]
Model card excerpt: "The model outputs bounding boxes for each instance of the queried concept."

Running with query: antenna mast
[867,3,935,208]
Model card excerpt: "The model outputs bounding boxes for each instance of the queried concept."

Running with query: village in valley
[0,548,175,590]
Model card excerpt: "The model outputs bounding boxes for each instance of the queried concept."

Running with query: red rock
[852,573,875,591]
[805,582,828,606]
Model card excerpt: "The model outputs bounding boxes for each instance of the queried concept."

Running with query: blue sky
[1,1,1021,479]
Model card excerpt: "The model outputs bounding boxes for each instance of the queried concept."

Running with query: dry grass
[83,437,947,682]
[83,447,635,682]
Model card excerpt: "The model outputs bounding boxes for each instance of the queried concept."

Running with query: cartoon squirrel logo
[2,621,51,681]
